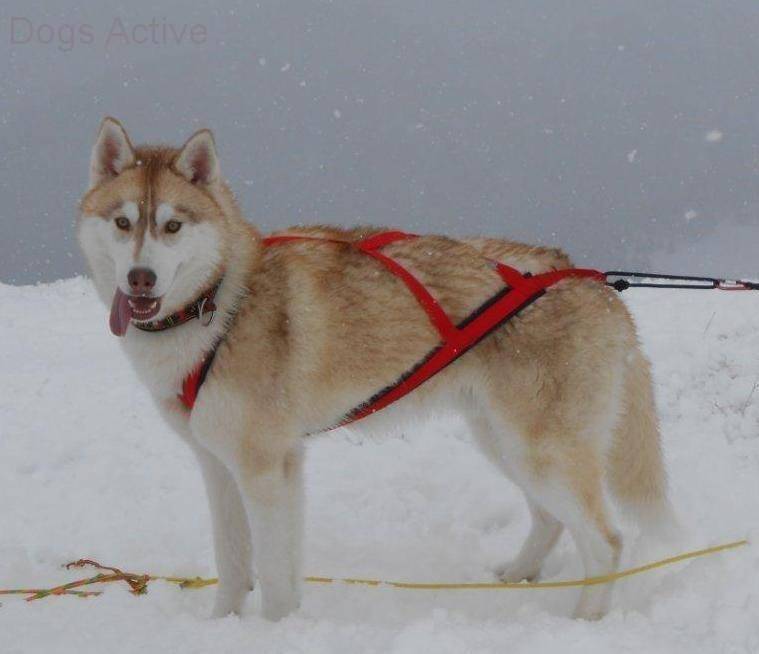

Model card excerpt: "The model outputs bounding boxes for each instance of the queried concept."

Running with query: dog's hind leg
[495,498,563,583]
[465,413,563,582]
[561,465,622,621]
[521,446,622,621]
[191,443,255,618]
[469,409,621,619]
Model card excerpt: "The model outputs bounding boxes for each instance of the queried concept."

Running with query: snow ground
[1,278,757,653]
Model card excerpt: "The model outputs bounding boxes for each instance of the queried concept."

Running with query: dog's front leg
[227,440,304,621]
[191,443,255,618]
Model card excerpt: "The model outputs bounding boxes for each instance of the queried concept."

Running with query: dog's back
[463,236,573,273]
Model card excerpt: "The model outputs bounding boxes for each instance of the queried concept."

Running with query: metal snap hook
[198,298,216,326]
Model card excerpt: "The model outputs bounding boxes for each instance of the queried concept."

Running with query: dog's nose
[127,267,157,294]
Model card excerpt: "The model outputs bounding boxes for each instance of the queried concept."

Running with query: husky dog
[78,117,672,621]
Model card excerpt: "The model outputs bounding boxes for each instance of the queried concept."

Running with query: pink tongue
[109,287,133,336]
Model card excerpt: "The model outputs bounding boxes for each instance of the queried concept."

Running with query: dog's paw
[210,601,242,619]
[572,606,606,621]
[494,561,540,583]
[210,584,251,618]
[260,595,299,622]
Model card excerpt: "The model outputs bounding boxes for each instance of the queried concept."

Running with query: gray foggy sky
[1,1,758,284]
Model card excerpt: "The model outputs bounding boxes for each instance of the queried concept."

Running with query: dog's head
[78,117,240,336]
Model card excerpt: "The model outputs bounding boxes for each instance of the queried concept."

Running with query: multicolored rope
[0,540,748,602]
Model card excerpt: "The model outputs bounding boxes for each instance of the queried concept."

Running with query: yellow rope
[158,539,748,591]
[0,539,748,600]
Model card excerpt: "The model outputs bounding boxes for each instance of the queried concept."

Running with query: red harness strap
[179,349,218,410]
[180,231,606,423]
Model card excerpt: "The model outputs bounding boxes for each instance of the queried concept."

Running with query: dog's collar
[132,280,222,332]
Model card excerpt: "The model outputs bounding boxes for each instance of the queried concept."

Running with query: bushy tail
[608,349,678,540]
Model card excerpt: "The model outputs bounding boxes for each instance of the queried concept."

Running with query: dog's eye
[114,216,130,231]
[165,220,182,234]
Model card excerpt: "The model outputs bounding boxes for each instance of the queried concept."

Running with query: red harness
[179,231,605,427]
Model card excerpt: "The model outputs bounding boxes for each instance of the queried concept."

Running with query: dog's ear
[174,129,220,186]
[89,117,135,189]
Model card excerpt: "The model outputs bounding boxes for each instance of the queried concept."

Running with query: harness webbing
[329,244,605,429]
[179,232,605,428]
[264,231,460,342]
[180,350,218,410]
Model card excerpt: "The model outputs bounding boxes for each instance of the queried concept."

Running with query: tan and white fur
[78,118,673,622]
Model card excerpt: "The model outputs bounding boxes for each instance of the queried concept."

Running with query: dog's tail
[608,348,679,540]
